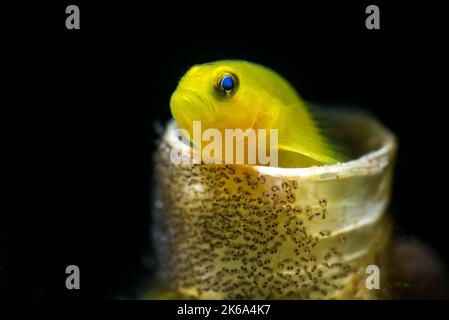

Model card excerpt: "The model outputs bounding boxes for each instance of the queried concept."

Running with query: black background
[3,1,448,299]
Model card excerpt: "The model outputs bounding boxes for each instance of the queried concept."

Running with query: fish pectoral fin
[277,148,322,168]
[278,142,343,165]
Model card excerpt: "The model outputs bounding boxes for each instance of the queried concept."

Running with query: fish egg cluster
[153,141,384,299]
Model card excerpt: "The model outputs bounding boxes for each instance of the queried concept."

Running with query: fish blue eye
[215,72,238,97]
[221,75,234,91]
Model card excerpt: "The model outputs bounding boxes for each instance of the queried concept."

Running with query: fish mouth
[172,89,205,107]
[170,89,207,131]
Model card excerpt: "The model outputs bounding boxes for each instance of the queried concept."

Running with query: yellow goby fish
[170,60,345,167]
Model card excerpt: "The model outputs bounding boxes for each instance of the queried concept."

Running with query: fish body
[170,60,345,167]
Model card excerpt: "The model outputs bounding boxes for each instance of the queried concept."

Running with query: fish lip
[175,89,205,105]
[170,88,208,130]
